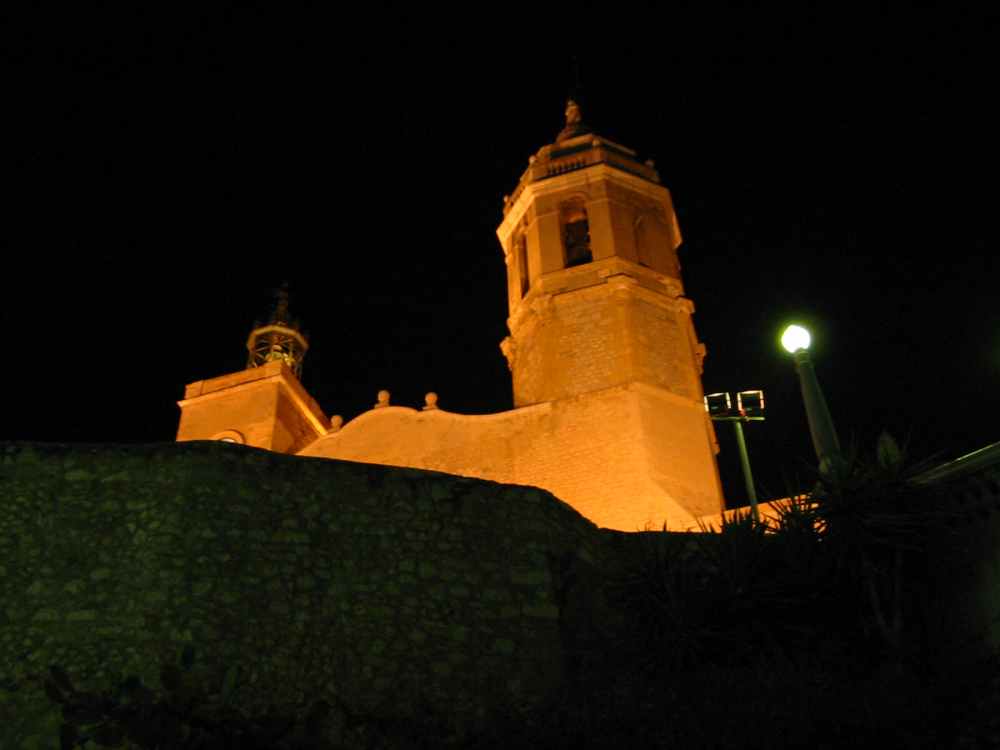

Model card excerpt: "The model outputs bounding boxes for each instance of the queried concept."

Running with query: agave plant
[805,432,954,657]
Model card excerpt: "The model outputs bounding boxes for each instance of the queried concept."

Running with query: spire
[246,282,309,378]
[269,281,293,327]
[556,98,591,142]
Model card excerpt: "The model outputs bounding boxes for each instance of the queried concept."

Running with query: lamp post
[705,390,765,522]
[781,324,842,475]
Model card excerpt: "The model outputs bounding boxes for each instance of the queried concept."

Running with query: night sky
[7,7,998,507]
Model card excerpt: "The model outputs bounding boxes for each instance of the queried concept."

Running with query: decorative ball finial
[375,390,391,408]
[423,392,439,410]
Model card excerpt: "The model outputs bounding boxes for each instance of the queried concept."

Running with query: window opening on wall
[561,202,592,267]
[517,235,530,298]
[211,429,245,444]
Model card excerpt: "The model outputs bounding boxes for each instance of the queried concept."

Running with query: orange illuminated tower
[176,285,327,452]
[496,100,724,521]
[175,104,726,530]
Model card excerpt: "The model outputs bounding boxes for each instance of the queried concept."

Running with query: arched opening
[516,234,530,298]
[211,430,246,444]
[560,201,592,268]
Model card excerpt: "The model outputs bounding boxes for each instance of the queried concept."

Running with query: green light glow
[781,324,811,353]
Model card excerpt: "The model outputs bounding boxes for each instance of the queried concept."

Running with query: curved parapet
[299,403,547,485]
[299,383,717,531]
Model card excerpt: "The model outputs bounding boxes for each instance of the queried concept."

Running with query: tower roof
[246,282,309,378]
[502,101,662,217]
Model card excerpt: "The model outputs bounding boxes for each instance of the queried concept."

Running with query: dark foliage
[45,648,335,749]
[592,432,982,747]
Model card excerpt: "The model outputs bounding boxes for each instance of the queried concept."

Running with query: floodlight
[704,392,732,417]
[737,390,765,418]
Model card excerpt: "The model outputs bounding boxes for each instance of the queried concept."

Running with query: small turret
[246,282,309,378]
[176,281,326,452]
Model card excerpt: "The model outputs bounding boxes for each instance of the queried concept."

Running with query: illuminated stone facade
[177,103,726,530]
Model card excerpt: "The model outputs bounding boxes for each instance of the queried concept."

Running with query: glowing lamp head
[781,325,811,354]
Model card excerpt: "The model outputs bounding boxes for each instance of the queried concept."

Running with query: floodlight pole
[706,390,764,523]
[792,349,842,475]
[732,419,759,522]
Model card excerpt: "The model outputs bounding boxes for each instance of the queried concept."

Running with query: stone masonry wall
[0,441,618,748]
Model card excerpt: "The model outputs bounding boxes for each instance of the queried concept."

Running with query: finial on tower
[272,281,291,326]
[556,98,591,142]
[246,282,309,378]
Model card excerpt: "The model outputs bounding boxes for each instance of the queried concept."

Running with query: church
[175,101,727,531]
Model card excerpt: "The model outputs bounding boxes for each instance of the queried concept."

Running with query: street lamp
[705,389,765,522]
[781,324,842,475]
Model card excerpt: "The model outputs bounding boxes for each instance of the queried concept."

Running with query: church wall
[584,192,615,261]
[510,283,632,407]
[605,194,640,265]
[300,390,707,530]
[504,252,520,314]
[635,384,725,521]
[511,385,704,530]
[627,294,700,401]
[177,363,328,454]
[299,406,525,482]
[272,388,324,454]
[534,207,563,275]
[176,382,281,448]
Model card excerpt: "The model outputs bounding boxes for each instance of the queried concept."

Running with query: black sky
[5,6,998,505]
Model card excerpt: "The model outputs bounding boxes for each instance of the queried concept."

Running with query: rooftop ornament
[246,282,309,378]
[556,99,591,143]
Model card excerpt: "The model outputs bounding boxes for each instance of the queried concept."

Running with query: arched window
[211,430,246,444]
[560,201,592,268]
[516,234,530,298]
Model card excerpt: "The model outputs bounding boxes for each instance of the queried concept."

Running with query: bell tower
[497,101,725,523]
[176,284,328,453]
